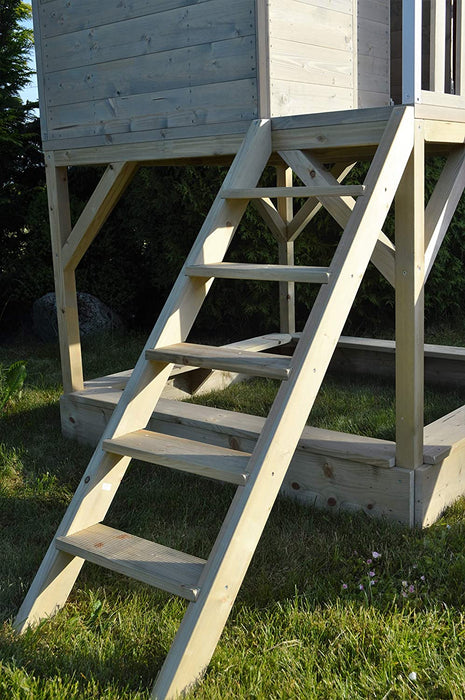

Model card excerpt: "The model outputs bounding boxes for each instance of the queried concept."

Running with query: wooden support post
[456,0,465,96]
[395,120,425,468]
[403,0,422,103]
[276,165,295,333]
[430,0,446,93]
[45,153,83,393]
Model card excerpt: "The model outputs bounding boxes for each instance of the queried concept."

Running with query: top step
[221,186,366,199]
[146,343,291,380]
[185,263,330,283]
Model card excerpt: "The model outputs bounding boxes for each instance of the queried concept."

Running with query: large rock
[33,292,123,342]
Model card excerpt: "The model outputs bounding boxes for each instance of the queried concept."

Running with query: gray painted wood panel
[39,0,214,38]
[44,0,255,73]
[44,36,256,107]
[46,80,258,141]
[34,0,391,152]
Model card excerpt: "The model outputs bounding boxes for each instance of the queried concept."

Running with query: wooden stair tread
[55,524,205,601]
[146,343,291,380]
[103,429,250,485]
[221,185,365,198]
[185,263,330,283]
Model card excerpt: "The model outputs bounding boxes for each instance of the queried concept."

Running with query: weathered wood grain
[56,524,205,601]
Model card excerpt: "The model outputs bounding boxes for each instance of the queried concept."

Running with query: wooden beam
[430,0,446,93]
[222,185,366,198]
[395,120,425,469]
[45,153,83,393]
[456,0,465,96]
[251,197,287,243]
[279,151,396,287]
[276,165,295,334]
[403,0,422,103]
[62,162,138,271]
[425,147,465,279]
[286,163,356,242]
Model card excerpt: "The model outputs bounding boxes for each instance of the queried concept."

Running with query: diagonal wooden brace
[424,146,465,280]
[279,150,396,287]
[62,161,139,272]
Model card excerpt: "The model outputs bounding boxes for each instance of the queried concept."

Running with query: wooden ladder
[15,108,415,699]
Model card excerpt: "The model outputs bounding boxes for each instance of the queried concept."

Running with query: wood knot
[323,462,334,479]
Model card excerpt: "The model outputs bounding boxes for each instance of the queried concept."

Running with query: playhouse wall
[34,0,259,150]
[268,0,390,116]
[34,0,390,154]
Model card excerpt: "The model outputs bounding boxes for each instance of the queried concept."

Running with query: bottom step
[56,523,205,601]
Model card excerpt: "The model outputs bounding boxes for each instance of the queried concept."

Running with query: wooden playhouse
[15,0,465,697]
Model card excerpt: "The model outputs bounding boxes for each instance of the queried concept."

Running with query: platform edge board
[55,523,205,601]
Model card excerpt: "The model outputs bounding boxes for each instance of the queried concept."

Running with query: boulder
[33,292,123,342]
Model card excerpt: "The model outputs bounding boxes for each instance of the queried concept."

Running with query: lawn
[1,331,465,699]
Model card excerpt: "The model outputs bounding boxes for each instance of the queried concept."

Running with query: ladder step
[103,429,250,485]
[146,343,291,380]
[55,523,205,601]
[185,263,330,284]
[221,185,365,199]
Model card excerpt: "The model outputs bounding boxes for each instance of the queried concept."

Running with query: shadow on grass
[2,462,465,695]
[2,379,465,695]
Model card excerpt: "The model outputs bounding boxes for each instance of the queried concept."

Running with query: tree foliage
[0,1,43,330]
[0,6,464,339]
[9,158,465,342]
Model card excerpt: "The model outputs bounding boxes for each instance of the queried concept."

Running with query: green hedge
[2,158,465,340]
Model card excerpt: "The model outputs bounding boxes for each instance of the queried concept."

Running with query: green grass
[2,331,465,699]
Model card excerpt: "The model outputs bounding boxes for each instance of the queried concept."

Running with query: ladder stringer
[151,106,415,700]
[14,118,272,634]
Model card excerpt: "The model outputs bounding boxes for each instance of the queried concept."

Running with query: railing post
[456,0,465,95]
[430,0,447,92]
[402,0,423,103]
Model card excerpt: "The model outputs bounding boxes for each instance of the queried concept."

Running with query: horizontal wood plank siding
[39,0,214,38]
[35,0,392,151]
[37,0,258,149]
[46,80,258,143]
[44,37,256,107]
[42,120,251,153]
[268,0,390,117]
[269,0,354,116]
[43,0,255,73]
[357,0,390,108]
[269,38,354,90]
